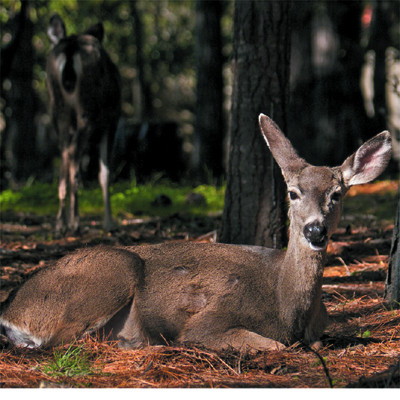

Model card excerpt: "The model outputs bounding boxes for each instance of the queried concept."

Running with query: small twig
[159,333,170,346]
[336,257,351,276]
[180,346,240,376]
[196,230,218,243]
[237,353,242,375]
[332,290,348,302]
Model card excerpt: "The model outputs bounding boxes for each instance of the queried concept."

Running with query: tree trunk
[2,1,38,186]
[385,198,400,308]
[220,0,291,248]
[193,0,224,182]
[131,0,153,120]
[289,1,369,167]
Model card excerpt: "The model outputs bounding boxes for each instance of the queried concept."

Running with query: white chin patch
[308,241,327,251]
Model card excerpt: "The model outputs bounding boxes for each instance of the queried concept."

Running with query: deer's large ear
[341,131,392,187]
[47,14,66,45]
[85,23,104,42]
[258,114,307,180]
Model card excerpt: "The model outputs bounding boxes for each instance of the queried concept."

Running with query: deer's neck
[284,235,326,282]
[277,231,326,337]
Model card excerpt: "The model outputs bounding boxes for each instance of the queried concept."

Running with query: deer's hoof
[310,340,323,351]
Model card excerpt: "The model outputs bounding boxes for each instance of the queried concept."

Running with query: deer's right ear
[48,14,66,45]
[85,23,104,42]
[258,114,307,179]
[340,131,392,187]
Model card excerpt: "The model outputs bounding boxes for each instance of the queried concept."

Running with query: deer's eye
[331,192,341,203]
[289,191,300,201]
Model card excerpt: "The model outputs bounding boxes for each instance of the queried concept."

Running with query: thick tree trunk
[289,1,369,167]
[385,198,400,308]
[193,0,224,182]
[220,1,291,248]
[2,1,37,186]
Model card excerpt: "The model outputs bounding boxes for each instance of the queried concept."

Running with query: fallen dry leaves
[1,181,399,388]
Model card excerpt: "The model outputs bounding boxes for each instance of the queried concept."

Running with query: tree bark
[385,198,400,308]
[289,1,369,167]
[131,0,153,120]
[193,0,224,182]
[220,0,291,248]
[2,0,38,186]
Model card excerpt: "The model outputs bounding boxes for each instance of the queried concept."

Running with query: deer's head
[259,114,392,251]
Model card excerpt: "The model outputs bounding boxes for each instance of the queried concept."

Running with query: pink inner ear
[360,163,378,177]
[357,146,377,171]
[357,142,388,169]
[351,139,391,184]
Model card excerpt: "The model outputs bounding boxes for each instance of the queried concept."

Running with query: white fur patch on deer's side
[0,318,45,348]
[55,53,82,100]
[72,53,83,78]
[55,53,66,77]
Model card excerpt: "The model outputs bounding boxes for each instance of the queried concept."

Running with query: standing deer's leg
[68,146,80,234]
[56,147,69,234]
[99,134,114,232]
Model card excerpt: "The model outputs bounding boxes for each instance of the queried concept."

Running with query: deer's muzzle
[303,222,328,251]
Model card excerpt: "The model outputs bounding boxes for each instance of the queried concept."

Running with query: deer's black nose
[303,222,328,250]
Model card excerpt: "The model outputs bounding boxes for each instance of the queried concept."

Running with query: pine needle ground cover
[0,180,399,388]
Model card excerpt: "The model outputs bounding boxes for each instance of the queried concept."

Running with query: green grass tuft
[39,343,97,378]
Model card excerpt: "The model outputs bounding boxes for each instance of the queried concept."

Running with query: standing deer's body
[46,15,121,234]
[0,115,391,353]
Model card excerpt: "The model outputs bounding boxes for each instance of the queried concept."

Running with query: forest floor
[0,181,399,388]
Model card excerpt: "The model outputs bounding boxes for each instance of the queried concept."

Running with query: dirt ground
[0,184,399,388]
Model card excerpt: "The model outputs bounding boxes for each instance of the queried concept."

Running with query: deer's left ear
[341,131,392,187]
[258,114,307,181]
[47,14,66,45]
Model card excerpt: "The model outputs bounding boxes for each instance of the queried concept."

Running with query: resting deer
[46,14,121,234]
[0,115,391,353]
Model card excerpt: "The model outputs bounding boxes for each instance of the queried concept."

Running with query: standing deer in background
[0,115,391,353]
[46,14,121,234]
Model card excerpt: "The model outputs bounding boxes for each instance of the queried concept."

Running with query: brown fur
[0,247,143,347]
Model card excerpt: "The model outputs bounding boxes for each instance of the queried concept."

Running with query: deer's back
[128,242,285,344]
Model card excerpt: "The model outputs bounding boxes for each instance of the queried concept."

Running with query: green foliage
[111,181,224,217]
[0,0,230,122]
[343,189,398,223]
[359,330,371,339]
[39,343,97,378]
[0,181,226,218]
[0,182,59,215]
